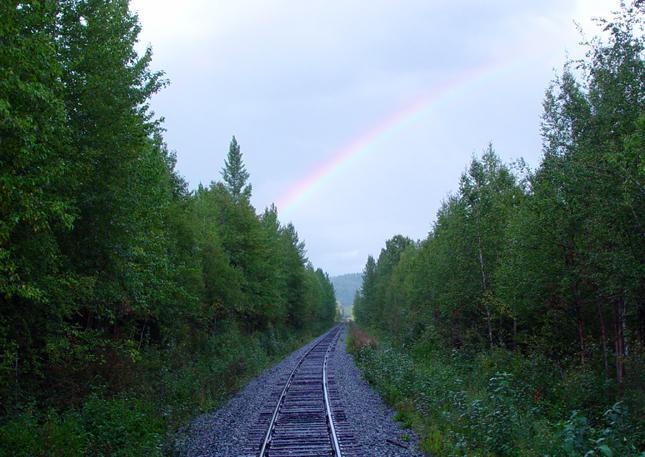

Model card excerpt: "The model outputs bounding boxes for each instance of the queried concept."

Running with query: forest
[330,273,362,318]
[0,1,337,455]
[352,4,644,456]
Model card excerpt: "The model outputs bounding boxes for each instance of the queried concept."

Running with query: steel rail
[323,328,343,456]
[257,325,342,457]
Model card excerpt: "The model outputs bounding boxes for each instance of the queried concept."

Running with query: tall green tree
[0,1,74,407]
[221,136,251,202]
[355,3,643,389]
[52,0,172,397]
[458,147,523,346]
[511,2,644,379]
[0,1,339,450]
[354,256,376,326]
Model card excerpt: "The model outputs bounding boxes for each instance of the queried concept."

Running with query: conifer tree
[0,0,339,447]
[221,136,252,201]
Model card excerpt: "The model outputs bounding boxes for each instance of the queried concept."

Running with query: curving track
[244,326,361,457]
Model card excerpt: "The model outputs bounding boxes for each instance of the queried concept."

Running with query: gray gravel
[330,328,424,457]
[175,326,424,457]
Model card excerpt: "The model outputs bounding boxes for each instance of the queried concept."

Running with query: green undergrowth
[0,323,313,457]
[348,326,645,457]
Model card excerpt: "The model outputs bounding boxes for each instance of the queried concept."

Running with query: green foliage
[0,398,162,457]
[561,402,644,457]
[0,1,337,454]
[352,4,644,455]
[0,1,72,295]
[0,332,299,457]
[221,136,252,202]
[351,332,644,456]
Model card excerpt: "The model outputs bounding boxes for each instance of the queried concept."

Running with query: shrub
[349,326,644,457]
[0,324,312,456]
[347,325,377,353]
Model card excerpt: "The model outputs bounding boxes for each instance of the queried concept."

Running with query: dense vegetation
[0,1,337,454]
[352,5,644,456]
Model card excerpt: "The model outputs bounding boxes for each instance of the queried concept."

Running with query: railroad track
[244,326,361,457]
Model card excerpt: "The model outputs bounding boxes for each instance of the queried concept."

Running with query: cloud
[130,0,623,275]
[332,250,360,261]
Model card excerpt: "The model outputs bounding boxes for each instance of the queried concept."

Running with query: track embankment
[176,325,423,457]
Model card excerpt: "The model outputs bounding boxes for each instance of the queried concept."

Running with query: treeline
[355,2,643,385]
[353,5,643,455]
[1,1,335,454]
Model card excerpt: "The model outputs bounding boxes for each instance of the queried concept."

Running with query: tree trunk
[565,247,585,363]
[576,312,585,364]
[513,317,517,349]
[614,296,626,385]
[484,305,493,347]
[476,231,493,347]
[596,301,609,380]
[137,323,147,351]
[572,284,585,364]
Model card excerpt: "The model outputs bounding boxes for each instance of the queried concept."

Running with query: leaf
[597,444,613,457]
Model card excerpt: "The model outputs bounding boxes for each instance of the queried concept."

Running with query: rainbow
[276,53,538,216]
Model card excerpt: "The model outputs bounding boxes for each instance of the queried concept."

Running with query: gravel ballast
[175,326,424,457]
[330,328,424,457]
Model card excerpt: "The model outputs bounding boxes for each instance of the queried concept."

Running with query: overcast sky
[130,0,621,276]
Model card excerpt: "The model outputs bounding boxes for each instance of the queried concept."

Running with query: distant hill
[331,273,362,317]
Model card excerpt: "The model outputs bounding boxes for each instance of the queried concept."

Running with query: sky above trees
[130,0,622,275]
